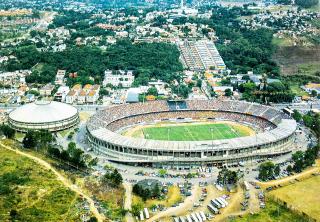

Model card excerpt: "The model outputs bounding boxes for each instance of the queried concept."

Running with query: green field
[136,123,251,141]
[229,200,309,222]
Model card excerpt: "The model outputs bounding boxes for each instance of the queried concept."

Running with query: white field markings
[184,125,196,141]
[210,124,225,139]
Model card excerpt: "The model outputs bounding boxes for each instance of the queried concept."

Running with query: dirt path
[214,188,243,222]
[256,160,320,189]
[0,141,106,222]
[196,185,223,213]
[146,185,202,222]
[123,182,134,222]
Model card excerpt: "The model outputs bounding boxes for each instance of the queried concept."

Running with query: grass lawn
[290,83,309,97]
[297,62,320,76]
[269,176,320,221]
[228,200,309,222]
[138,123,250,141]
[58,128,72,138]
[133,186,182,209]
[272,37,292,47]
[0,143,81,221]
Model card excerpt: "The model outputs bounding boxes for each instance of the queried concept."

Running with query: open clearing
[123,121,254,141]
[269,176,320,221]
[273,46,320,77]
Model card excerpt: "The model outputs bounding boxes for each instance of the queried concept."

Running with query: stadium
[8,101,79,132]
[86,100,297,168]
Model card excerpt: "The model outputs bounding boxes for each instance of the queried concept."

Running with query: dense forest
[210,7,279,76]
[4,39,183,86]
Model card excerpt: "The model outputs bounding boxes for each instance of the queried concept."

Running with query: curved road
[0,141,106,222]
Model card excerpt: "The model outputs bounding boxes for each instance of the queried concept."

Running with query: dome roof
[9,101,78,124]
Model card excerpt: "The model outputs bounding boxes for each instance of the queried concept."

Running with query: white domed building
[8,101,79,132]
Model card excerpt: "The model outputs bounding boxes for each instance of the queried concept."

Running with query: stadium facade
[86,100,297,168]
[8,101,79,132]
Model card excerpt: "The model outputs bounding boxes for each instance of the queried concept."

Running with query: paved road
[272,101,320,113]
[0,141,106,222]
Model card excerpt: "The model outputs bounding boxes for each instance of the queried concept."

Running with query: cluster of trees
[26,65,56,84]
[0,124,15,139]
[237,80,294,103]
[21,130,96,168]
[132,180,162,201]
[289,146,320,173]
[101,169,123,188]
[295,0,319,8]
[171,84,191,99]
[208,7,279,76]
[217,168,239,185]
[5,40,183,87]
[47,142,96,168]
[301,112,320,138]
[22,130,55,149]
[258,161,280,181]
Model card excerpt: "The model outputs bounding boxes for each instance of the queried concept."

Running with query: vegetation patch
[228,199,309,222]
[269,176,320,221]
[0,144,81,221]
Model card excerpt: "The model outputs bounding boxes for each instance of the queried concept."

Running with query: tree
[311,90,318,97]
[217,168,238,185]
[292,110,302,122]
[292,151,305,173]
[9,209,18,220]
[295,0,319,8]
[153,183,161,198]
[102,169,123,188]
[224,88,233,97]
[88,217,98,222]
[23,131,38,149]
[286,165,293,173]
[274,165,280,176]
[0,125,15,139]
[131,203,143,216]
[147,87,158,96]
[303,114,313,127]
[258,161,275,181]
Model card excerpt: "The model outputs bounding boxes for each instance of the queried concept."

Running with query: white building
[66,90,77,104]
[55,70,66,85]
[103,70,135,88]
[54,86,70,102]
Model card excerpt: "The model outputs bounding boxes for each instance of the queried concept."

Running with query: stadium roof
[9,101,78,124]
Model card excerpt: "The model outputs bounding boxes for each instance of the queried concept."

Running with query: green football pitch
[138,123,250,141]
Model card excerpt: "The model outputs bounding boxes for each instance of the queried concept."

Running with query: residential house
[40,84,55,96]
[77,90,87,104]
[103,70,134,88]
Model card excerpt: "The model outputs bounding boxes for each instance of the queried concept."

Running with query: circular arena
[8,101,79,132]
[86,100,297,168]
